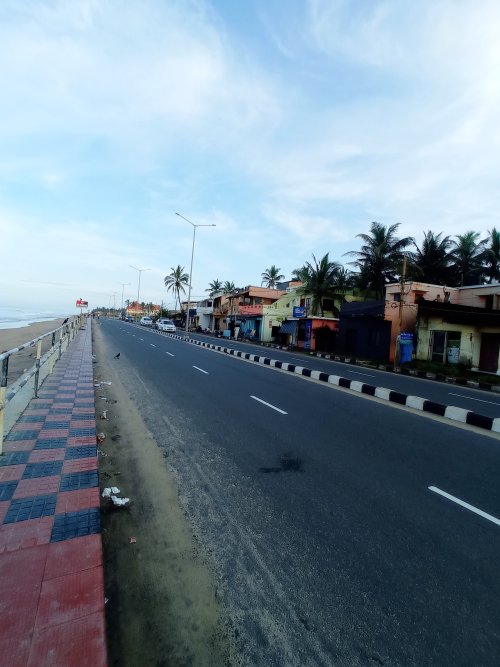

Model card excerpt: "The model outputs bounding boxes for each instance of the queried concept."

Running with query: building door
[479,333,500,373]
[430,331,446,363]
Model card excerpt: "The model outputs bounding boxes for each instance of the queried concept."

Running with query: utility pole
[398,255,407,335]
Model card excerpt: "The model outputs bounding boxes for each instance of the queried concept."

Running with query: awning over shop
[279,320,297,334]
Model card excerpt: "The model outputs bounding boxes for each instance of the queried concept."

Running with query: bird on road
[114,353,120,359]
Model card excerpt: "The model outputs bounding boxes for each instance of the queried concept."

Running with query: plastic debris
[102,487,120,497]
[97,432,106,443]
[128,537,137,544]
[97,449,107,457]
[100,410,108,420]
[111,495,130,506]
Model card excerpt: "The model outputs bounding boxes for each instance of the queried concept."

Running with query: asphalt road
[187,331,500,419]
[99,319,500,666]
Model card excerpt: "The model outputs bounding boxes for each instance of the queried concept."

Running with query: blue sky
[1,0,500,314]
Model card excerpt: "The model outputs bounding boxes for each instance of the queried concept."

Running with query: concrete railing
[0,316,84,454]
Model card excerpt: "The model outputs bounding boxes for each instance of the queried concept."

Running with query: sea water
[0,306,66,330]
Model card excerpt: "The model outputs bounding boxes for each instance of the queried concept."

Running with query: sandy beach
[0,317,71,385]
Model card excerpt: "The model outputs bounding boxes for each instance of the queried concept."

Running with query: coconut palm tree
[297,253,343,316]
[344,222,413,299]
[448,231,485,286]
[261,265,285,288]
[164,265,189,312]
[481,228,500,284]
[206,279,223,298]
[409,231,453,285]
[222,281,236,294]
[291,265,310,284]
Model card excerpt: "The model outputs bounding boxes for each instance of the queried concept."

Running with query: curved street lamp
[176,213,216,335]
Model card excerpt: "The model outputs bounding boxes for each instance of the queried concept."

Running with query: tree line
[163,224,500,316]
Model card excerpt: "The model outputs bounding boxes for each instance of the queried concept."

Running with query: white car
[140,316,153,327]
[156,318,176,333]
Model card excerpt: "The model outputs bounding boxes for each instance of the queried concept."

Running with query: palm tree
[409,231,453,285]
[222,281,236,294]
[206,279,223,298]
[164,265,189,311]
[261,265,285,288]
[344,222,413,299]
[297,253,343,316]
[291,265,310,284]
[481,228,500,284]
[448,231,485,286]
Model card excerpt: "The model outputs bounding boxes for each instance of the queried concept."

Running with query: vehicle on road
[140,316,154,327]
[156,318,176,332]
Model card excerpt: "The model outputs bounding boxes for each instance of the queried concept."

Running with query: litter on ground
[102,487,121,497]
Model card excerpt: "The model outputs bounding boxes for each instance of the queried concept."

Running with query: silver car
[156,318,176,333]
[140,316,154,327]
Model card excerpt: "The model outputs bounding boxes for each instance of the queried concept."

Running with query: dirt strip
[92,323,232,666]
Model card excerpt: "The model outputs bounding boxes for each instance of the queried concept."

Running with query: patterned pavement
[0,319,107,666]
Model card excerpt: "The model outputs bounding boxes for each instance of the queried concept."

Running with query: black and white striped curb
[160,331,500,433]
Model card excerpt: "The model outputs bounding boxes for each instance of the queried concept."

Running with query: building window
[393,293,401,302]
[430,331,461,363]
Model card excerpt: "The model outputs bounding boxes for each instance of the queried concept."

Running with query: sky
[1,0,500,314]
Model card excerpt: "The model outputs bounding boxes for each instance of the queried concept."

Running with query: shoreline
[0,317,72,386]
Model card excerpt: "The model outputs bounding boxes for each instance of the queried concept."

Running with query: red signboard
[76,299,88,308]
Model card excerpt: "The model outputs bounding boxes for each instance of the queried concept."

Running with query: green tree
[222,281,236,294]
[345,222,413,299]
[206,279,223,298]
[291,265,310,284]
[409,231,453,285]
[164,265,189,311]
[448,231,485,286]
[481,228,500,284]
[298,253,343,316]
[261,265,285,288]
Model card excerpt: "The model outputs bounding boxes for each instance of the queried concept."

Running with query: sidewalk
[0,320,107,666]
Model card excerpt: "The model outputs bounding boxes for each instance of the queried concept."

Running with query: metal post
[0,356,9,456]
[58,329,63,360]
[185,225,196,336]
[34,340,42,398]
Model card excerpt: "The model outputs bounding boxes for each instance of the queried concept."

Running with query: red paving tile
[62,457,98,474]
[70,419,96,428]
[55,487,100,514]
[13,476,61,499]
[37,428,70,438]
[0,464,25,482]
[28,611,107,667]
[0,517,53,553]
[35,566,104,630]
[0,581,41,636]
[0,501,9,524]
[0,544,48,591]
[67,436,97,446]
[28,449,65,463]
[0,636,32,667]
[45,535,102,580]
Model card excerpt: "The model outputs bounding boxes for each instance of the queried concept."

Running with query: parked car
[140,316,154,327]
[156,318,176,333]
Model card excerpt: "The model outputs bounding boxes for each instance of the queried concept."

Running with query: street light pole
[175,212,216,336]
[129,265,151,316]
[119,282,131,314]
